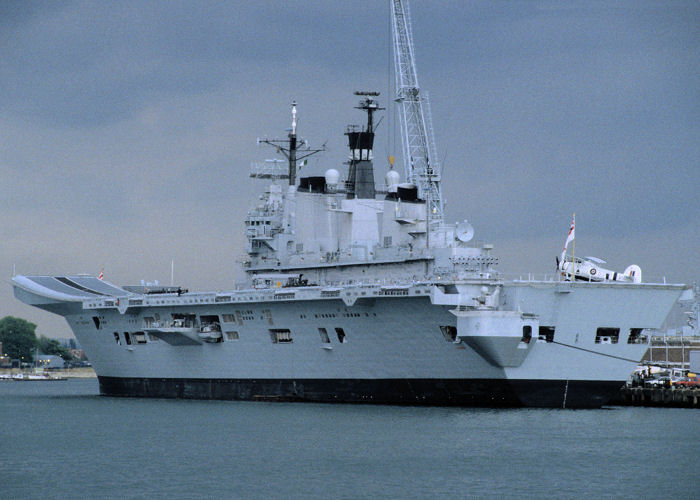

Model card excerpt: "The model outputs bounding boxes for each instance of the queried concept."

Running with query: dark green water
[1,379,697,499]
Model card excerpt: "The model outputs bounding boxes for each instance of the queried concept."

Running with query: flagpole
[571,212,575,279]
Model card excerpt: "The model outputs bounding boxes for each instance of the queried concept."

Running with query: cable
[551,340,641,364]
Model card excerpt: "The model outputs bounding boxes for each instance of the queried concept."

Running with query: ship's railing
[250,160,289,179]
[503,273,561,283]
[246,226,275,238]
[649,335,700,346]
[503,272,683,285]
[268,245,435,267]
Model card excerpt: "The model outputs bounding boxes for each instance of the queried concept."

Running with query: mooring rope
[551,340,641,364]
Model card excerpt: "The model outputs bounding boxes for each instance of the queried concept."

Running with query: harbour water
[1,379,697,499]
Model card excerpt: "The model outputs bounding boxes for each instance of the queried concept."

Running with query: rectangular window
[225,331,239,341]
[200,315,220,328]
[440,325,457,342]
[274,292,295,300]
[384,236,392,247]
[269,329,293,344]
[124,332,132,345]
[318,328,330,343]
[222,314,236,323]
[521,325,532,344]
[538,326,555,343]
[335,327,346,343]
[133,332,147,344]
[627,328,646,344]
[595,327,620,344]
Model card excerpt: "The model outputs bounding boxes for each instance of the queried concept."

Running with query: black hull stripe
[98,377,624,409]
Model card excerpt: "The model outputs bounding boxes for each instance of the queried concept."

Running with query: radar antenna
[257,101,324,186]
[391,0,444,242]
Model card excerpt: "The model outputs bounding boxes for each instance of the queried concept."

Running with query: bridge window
[335,327,346,343]
[538,326,555,343]
[124,332,132,345]
[595,327,620,344]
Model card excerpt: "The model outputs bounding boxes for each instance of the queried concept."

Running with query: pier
[612,386,700,409]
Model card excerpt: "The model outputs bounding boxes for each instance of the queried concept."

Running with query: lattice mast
[391,0,444,240]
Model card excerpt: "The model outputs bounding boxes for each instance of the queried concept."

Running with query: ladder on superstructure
[391,0,444,240]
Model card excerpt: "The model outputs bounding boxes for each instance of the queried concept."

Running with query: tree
[38,335,74,361]
[0,316,38,362]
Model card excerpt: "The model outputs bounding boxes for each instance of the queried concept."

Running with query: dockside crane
[391,0,444,242]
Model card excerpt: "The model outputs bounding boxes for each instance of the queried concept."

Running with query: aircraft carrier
[11,1,687,408]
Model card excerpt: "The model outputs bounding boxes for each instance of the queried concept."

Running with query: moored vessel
[11,1,688,408]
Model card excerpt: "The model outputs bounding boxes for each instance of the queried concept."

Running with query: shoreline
[0,367,97,379]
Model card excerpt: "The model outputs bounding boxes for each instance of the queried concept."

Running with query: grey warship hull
[13,276,683,408]
[11,1,688,408]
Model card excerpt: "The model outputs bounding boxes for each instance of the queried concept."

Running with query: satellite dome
[324,168,340,186]
[385,169,400,189]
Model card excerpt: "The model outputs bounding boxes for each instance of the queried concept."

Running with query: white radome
[385,169,400,191]
[324,168,340,187]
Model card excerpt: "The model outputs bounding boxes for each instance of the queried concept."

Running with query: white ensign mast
[391,0,444,242]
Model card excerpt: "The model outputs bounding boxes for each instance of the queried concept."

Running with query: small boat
[10,372,66,381]
[198,323,223,343]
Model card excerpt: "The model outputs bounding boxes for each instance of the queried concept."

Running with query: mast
[257,101,324,186]
[289,102,298,185]
[391,0,444,241]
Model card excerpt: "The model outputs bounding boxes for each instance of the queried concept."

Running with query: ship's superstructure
[11,1,689,408]
[243,92,491,288]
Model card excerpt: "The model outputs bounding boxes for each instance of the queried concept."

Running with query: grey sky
[2,1,699,338]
